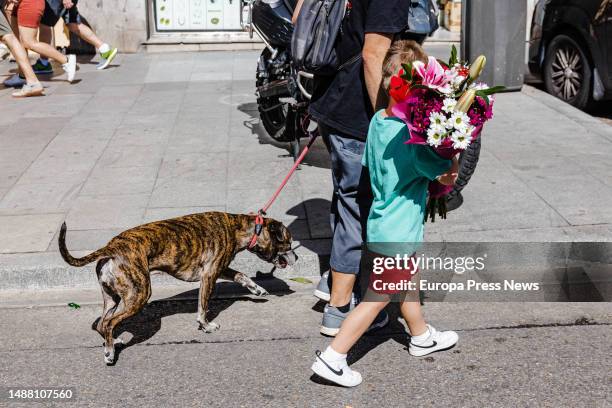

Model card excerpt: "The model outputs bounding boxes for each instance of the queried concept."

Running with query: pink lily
[413,56,453,94]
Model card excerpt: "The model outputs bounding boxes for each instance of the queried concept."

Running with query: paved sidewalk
[1,49,612,290]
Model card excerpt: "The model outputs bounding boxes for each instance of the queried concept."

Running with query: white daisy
[449,111,470,132]
[442,97,457,114]
[426,127,445,147]
[429,111,446,128]
[450,129,471,150]
[453,75,466,87]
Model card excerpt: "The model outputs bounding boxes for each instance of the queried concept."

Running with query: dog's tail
[58,222,109,267]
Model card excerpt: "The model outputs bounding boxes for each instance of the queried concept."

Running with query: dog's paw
[199,321,220,333]
[104,349,115,365]
[250,285,269,297]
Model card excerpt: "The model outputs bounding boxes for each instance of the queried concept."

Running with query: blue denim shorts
[319,123,372,275]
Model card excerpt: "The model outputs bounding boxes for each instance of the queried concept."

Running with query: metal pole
[461,0,527,91]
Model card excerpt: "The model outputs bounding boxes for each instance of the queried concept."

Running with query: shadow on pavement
[93,273,294,364]
[286,198,332,275]
[347,305,411,365]
[237,102,331,169]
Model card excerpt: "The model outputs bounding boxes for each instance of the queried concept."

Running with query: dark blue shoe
[32,59,53,75]
[366,310,389,333]
[3,74,26,88]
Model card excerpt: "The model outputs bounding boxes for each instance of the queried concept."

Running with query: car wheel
[543,34,592,110]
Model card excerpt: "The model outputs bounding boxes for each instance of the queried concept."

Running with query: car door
[593,0,612,84]
[606,2,612,82]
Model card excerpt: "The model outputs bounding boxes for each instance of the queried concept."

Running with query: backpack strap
[337,53,362,71]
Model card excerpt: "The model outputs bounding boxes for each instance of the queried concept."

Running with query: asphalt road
[1,283,610,407]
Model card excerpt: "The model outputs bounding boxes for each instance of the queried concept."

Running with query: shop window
[154,0,242,31]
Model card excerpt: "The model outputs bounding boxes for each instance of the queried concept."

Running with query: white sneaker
[62,54,77,82]
[408,324,458,357]
[311,350,362,387]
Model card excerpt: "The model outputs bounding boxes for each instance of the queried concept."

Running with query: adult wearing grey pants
[294,0,415,336]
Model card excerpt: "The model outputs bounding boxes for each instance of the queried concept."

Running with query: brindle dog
[58,211,297,364]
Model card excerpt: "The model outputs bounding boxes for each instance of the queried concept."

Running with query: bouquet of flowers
[390,46,504,222]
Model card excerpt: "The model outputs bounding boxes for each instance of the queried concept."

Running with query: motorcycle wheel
[446,136,481,212]
[256,49,288,141]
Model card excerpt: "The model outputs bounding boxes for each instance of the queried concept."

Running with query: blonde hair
[382,39,428,91]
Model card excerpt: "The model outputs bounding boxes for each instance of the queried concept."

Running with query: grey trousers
[320,123,372,275]
[0,10,12,38]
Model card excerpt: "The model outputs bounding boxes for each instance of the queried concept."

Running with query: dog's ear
[267,220,288,242]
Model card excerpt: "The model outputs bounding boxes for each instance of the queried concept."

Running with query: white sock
[321,346,346,363]
[99,43,110,54]
[411,326,431,344]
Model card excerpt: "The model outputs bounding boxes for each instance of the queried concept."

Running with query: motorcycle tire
[256,49,289,141]
[446,136,481,212]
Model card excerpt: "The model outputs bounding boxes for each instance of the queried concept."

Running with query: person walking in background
[293,0,416,337]
[31,0,118,76]
[3,0,76,88]
[1,0,43,97]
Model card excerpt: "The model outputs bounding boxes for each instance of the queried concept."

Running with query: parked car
[528,0,612,110]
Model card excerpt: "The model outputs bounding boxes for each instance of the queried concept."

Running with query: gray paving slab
[149,179,227,208]
[97,144,166,168]
[81,165,159,196]
[225,186,306,224]
[65,194,149,230]
[0,181,82,213]
[157,151,228,181]
[0,155,38,189]
[46,228,124,252]
[0,213,65,253]
[143,206,224,223]
[80,94,139,114]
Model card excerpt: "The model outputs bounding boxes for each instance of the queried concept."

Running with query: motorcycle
[241,0,479,212]
[241,0,312,160]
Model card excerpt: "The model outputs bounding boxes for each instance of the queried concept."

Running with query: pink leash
[248,131,319,249]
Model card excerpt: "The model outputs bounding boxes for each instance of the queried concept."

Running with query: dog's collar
[247,211,265,250]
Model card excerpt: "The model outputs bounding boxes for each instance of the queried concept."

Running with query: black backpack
[291,0,348,75]
[45,0,65,16]
[406,0,439,36]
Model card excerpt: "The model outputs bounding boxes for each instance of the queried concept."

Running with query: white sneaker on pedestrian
[62,54,77,82]
[408,324,458,357]
[96,46,118,70]
[311,349,362,387]
[12,82,44,98]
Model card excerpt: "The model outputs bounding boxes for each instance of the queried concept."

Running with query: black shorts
[41,2,81,27]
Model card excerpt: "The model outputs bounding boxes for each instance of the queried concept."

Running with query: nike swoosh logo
[411,340,438,349]
[315,351,343,376]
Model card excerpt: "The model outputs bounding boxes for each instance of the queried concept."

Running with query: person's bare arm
[437,156,459,186]
[292,0,305,24]
[363,32,393,110]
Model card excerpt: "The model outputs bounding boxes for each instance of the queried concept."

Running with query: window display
[154,0,242,31]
